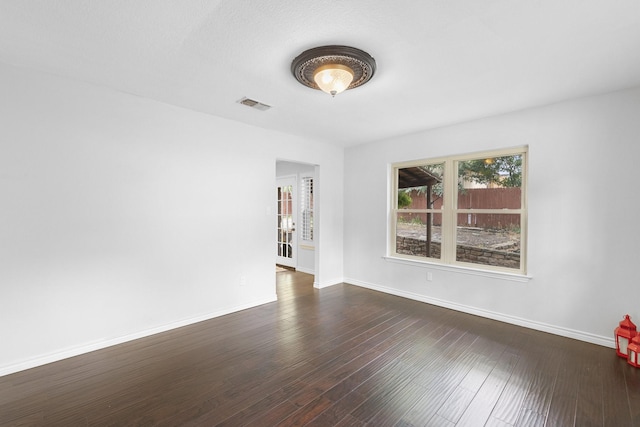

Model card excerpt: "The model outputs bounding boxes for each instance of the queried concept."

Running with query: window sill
[382,256,532,283]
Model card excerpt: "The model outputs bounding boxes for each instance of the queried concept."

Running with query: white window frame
[389,146,528,276]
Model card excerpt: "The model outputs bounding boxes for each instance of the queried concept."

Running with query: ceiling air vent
[237,97,272,111]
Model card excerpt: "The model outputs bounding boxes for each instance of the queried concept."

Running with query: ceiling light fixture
[291,45,376,97]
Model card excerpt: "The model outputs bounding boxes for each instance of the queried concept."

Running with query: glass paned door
[276,176,296,267]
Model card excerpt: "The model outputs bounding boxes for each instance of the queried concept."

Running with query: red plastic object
[628,335,640,367]
[614,314,637,358]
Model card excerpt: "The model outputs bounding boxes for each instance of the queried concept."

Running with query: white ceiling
[1,0,640,147]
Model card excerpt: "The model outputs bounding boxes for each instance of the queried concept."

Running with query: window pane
[397,163,444,210]
[458,155,522,209]
[396,212,442,259]
[456,214,520,269]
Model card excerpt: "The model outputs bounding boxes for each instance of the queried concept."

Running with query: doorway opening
[276,160,317,277]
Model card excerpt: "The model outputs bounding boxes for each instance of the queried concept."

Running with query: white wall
[344,87,640,347]
[0,62,344,375]
[276,161,316,275]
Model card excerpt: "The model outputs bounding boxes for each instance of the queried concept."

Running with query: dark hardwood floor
[2,270,639,426]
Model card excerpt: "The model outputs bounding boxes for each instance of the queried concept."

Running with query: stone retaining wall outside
[396,236,520,269]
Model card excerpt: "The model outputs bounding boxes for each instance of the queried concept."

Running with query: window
[300,176,314,241]
[391,147,527,274]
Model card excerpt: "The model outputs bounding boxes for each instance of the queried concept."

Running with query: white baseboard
[295,266,315,275]
[0,295,277,377]
[345,277,614,349]
[314,277,344,289]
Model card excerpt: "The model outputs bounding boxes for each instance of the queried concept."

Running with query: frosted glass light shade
[313,64,354,96]
[291,46,376,96]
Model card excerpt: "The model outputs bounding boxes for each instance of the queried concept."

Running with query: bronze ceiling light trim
[291,45,376,97]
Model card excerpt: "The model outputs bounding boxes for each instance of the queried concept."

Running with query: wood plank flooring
[1,270,639,426]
